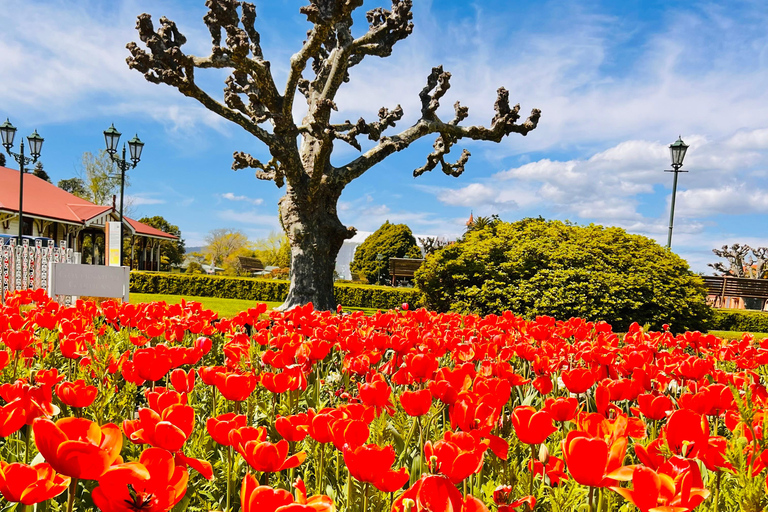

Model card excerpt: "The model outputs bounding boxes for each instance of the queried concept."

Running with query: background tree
[203,228,250,267]
[57,151,129,208]
[126,0,540,310]
[81,150,125,206]
[709,244,768,279]
[415,218,712,332]
[57,177,89,199]
[138,216,186,269]
[252,231,291,268]
[32,162,51,183]
[418,236,450,255]
[351,221,421,284]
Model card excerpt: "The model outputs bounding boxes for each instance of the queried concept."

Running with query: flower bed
[0,289,766,511]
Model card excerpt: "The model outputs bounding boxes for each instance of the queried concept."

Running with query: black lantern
[0,119,16,149]
[27,130,44,159]
[128,134,144,164]
[669,136,688,169]
[104,124,121,155]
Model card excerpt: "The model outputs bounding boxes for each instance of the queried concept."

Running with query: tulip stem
[24,424,31,464]
[67,478,78,512]
[347,471,354,510]
[317,443,325,495]
[714,470,722,512]
[418,416,424,477]
[226,446,232,512]
[363,482,369,512]
[530,444,535,497]
[588,486,594,512]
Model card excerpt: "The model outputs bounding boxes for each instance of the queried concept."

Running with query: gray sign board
[48,263,130,302]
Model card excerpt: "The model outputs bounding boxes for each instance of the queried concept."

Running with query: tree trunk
[277,182,353,311]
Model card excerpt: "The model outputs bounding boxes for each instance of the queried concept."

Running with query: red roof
[126,218,178,240]
[0,166,177,240]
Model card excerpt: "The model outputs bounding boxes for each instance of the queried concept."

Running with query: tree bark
[277,181,353,311]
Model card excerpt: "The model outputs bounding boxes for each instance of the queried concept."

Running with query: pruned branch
[232,151,284,187]
[330,105,404,150]
[709,244,768,279]
[336,67,541,184]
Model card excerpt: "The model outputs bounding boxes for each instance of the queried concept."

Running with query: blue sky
[2,0,767,271]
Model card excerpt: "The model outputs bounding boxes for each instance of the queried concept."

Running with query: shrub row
[710,308,768,333]
[129,271,420,310]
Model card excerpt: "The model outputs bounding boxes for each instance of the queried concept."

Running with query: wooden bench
[702,275,768,309]
[236,256,265,275]
[388,258,425,286]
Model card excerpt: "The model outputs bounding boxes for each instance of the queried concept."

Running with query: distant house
[0,166,177,270]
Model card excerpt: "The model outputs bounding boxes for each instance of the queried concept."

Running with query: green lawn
[130,293,379,317]
[708,330,768,340]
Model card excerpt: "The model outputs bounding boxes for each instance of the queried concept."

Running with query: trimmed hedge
[129,272,420,310]
[710,308,768,332]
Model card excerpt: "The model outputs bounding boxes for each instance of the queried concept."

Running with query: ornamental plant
[1,288,768,512]
[415,217,712,331]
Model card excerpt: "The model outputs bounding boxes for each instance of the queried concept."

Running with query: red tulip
[544,397,579,423]
[240,474,335,512]
[91,447,188,512]
[664,409,709,458]
[358,374,394,416]
[562,430,627,488]
[400,389,433,417]
[275,413,310,442]
[169,369,196,394]
[404,353,438,383]
[240,439,306,473]
[33,417,123,480]
[392,474,464,512]
[511,406,557,445]
[562,368,595,394]
[424,431,486,484]
[56,379,98,408]
[344,444,409,492]
[214,372,259,402]
[0,462,70,505]
[123,404,195,452]
[329,418,370,451]
[637,393,674,421]
[133,345,174,382]
[206,413,247,446]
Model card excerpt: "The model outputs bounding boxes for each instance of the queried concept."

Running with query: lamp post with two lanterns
[103,124,144,265]
[0,119,44,245]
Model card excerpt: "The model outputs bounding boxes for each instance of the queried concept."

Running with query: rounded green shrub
[351,221,422,284]
[415,218,712,331]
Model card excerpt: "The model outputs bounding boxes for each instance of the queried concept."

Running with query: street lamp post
[103,124,144,265]
[0,119,44,244]
[665,136,689,249]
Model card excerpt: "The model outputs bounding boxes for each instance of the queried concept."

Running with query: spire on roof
[466,210,474,226]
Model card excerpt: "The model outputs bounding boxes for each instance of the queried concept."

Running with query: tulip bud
[538,443,550,464]
[336,304,343,314]
[401,303,409,311]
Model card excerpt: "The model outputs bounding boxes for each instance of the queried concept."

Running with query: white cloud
[125,193,164,206]
[217,209,280,228]
[221,192,264,206]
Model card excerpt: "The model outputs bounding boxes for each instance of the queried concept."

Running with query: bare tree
[710,244,768,279]
[126,0,540,310]
[418,236,450,256]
